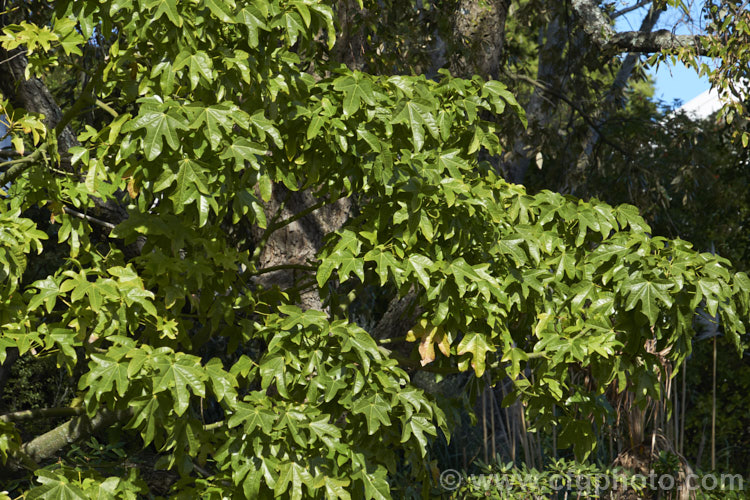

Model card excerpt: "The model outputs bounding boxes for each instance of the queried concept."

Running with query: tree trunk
[0,49,79,154]
[333,0,368,71]
[450,0,510,80]
[0,49,129,225]
[251,185,351,311]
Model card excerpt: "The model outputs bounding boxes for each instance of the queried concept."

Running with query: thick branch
[569,3,662,193]
[371,290,422,341]
[610,30,704,54]
[21,409,131,463]
[0,49,129,228]
[0,49,79,152]
[570,0,708,55]
[0,143,47,186]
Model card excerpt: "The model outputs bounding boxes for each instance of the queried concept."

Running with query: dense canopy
[0,0,748,498]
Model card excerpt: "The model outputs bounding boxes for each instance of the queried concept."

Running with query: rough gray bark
[251,185,351,312]
[570,0,707,55]
[371,290,422,341]
[450,0,510,79]
[0,49,129,226]
[0,49,79,154]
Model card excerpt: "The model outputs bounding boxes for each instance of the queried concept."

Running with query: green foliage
[0,0,749,498]
[24,467,146,500]
[703,0,750,147]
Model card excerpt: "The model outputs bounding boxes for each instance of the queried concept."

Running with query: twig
[612,0,651,20]
[504,70,632,159]
[193,462,212,477]
[203,421,225,431]
[249,263,316,276]
[376,335,408,345]
[94,99,118,118]
[0,49,28,66]
[0,406,85,422]
[63,206,117,230]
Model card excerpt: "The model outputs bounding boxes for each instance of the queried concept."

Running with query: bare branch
[610,29,705,54]
[1,406,85,423]
[63,206,117,230]
[613,0,651,19]
[0,49,28,66]
[503,71,631,159]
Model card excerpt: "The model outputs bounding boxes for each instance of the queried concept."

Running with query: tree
[0,0,748,498]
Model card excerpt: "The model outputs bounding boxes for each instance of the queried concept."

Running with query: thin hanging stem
[482,384,488,464]
[712,336,717,470]
[680,360,687,455]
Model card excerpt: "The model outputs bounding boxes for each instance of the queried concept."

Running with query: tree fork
[570,0,708,55]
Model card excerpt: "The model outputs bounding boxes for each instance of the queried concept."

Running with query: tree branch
[570,0,708,55]
[0,49,28,67]
[569,2,662,193]
[610,30,705,54]
[63,206,117,230]
[21,409,132,463]
[0,49,130,228]
[94,99,118,118]
[0,49,79,153]
[0,406,85,423]
[371,289,422,341]
[613,0,651,20]
[504,71,630,159]
[249,263,317,276]
[0,143,47,186]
